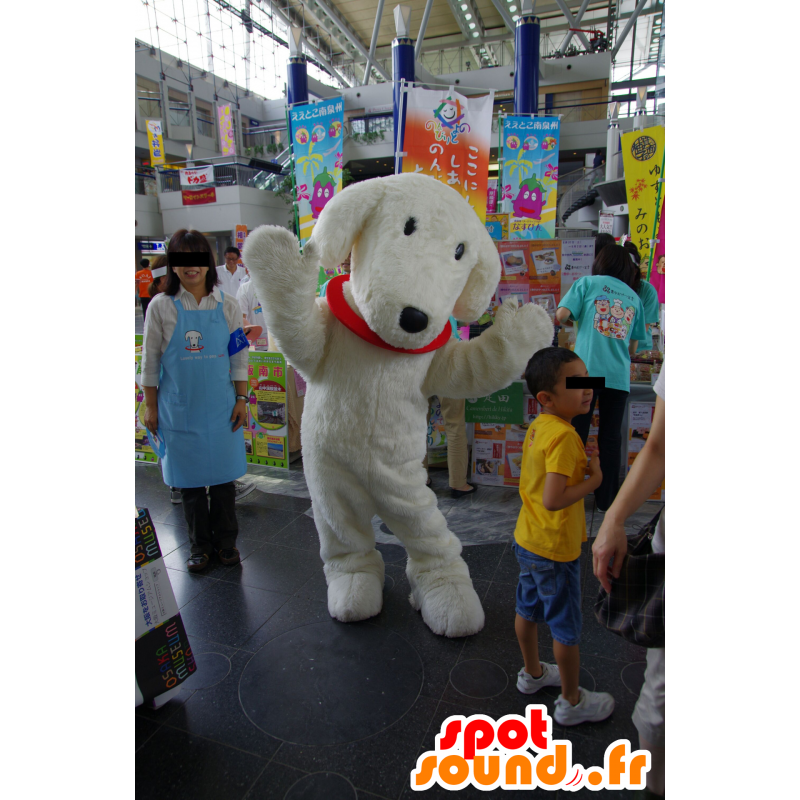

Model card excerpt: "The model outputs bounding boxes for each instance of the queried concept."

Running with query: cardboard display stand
[135,508,197,705]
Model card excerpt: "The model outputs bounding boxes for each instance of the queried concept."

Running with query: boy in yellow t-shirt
[513,347,616,727]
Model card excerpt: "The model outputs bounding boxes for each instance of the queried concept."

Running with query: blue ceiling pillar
[287,27,308,107]
[392,5,414,155]
[514,3,540,115]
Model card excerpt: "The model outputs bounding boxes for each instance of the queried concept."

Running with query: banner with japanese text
[289,96,344,246]
[399,87,494,222]
[235,224,247,267]
[218,104,236,156]
[179,166,214,187]
[246,351,289,469]
[500,116,560,238]
[146,119,165,166]
[621,125,665,271]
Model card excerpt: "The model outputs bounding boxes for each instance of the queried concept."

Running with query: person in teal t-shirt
[622,241,660,353]
[556,244,645,511]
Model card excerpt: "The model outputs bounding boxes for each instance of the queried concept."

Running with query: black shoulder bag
[594,508,664,649]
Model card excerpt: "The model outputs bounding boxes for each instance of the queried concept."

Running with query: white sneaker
[516,663,561,694]
[554,687,615,726]
[234,480,256,502]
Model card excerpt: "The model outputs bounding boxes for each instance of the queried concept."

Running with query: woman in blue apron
[141,229,249,572]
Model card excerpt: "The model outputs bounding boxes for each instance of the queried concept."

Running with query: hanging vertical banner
[649,199,665,303]
[218,104,236,156]
[621,125,665,271]
[289,97,344,246]
[399,87,494,222]
[485,213,509,241]
[500,116,560,239]
[146,119,165,166]
[234,224,248,266]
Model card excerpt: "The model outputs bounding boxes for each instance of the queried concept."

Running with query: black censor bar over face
[168,252,210,268]
[566,377,605,390]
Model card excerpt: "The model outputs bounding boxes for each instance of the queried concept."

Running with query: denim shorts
[513,542,582,647]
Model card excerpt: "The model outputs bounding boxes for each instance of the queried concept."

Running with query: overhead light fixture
[509,4,517,10]
[512,14,520,21]
[460,2,468,8]
[469,22,476,29]
[465,13,472,20]
[472,31,479,37]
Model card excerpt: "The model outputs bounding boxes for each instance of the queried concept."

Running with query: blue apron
[158,294,246,488]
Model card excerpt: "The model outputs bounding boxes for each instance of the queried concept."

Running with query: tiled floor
[136,459,661,799]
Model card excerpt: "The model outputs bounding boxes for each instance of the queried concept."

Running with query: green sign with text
[465,381,524,424]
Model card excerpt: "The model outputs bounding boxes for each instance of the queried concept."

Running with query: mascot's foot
[326,570,384,623]
[407,559,485,638]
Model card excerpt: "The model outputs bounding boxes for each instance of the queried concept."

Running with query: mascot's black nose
[399,307,429,333]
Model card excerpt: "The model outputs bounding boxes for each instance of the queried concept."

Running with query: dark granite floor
[136,459,659,799]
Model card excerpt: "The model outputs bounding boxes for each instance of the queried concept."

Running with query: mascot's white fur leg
[305,457,385,623]
[373,461,485,638]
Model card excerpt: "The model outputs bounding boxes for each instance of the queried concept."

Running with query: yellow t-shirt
[513,413,588,562]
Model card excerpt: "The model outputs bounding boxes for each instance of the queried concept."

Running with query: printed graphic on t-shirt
[592,294,636,340]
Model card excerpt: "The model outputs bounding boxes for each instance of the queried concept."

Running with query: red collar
[325,275,452,355]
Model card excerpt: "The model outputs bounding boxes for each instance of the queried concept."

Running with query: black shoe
[451,484,476,499]
[218,548,241,566]
[187,553,209,572]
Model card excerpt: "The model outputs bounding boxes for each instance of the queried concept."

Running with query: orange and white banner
[399,87,494,222]
[234,224,247,266]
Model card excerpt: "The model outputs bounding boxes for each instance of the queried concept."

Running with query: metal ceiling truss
[443,0,499,68]
[308,0,391,82]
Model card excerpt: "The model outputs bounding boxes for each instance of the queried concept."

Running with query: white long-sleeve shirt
[140,284,249,387]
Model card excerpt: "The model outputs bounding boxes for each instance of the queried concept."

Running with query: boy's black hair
[225,246,241,257]
[525,347,581,398]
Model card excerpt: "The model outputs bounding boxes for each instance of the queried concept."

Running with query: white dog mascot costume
[243,173,553,637]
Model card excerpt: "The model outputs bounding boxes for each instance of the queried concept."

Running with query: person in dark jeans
[571,388,628,510]
[179,483,239,558]
[555,245,646,511]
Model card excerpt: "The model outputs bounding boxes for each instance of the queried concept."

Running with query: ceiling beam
[309,0,391,81]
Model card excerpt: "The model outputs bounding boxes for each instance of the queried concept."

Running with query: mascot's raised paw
[407,559,486,638]
[492,297,555,357]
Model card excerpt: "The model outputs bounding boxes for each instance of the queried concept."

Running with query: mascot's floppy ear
[452,230,501,322]
[309,178,387,269]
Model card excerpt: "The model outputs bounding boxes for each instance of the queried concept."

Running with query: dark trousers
[572,387,629,511]
[140,296,151,319]
[181,482,238,555]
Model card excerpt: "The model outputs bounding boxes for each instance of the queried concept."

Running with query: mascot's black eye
[404,217,416,236]
[455,243,465,260]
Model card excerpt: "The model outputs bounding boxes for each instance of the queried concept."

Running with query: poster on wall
[289,97,345,247]
[560,238,595,296]
[246,351,289,469]
[146,119,165,166]
[399,86,494,222]
[135,341,158,463]
[485,213,508,241]
[494,239,562,320]
[621,125,665,272]
[218,104,236,156]
[627,403,665,500]
[500,116,560,239]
